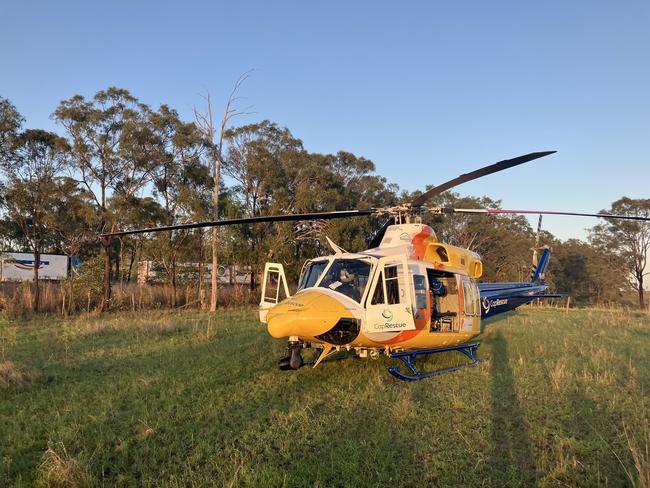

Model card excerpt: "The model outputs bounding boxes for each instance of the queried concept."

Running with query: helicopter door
[259,262,291,323]
[364,256,415,333]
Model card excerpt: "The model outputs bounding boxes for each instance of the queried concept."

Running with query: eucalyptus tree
[223,122,400,284]
[50,177,97,312]
[0,129,70,311]
[589,197,650,309]
[0,97,23,159]
[551,238,630,306]
[108,195,165,284]
[54,87,156,310]
[224,120,305,284]
[148,105,208,305]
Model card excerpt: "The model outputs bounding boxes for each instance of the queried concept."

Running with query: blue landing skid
[388,342,481,381]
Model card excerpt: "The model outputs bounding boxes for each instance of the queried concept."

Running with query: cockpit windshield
[297,260,328,290]
[318,259,372,303]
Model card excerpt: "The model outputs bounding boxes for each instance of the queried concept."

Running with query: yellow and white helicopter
[105,151,649,380]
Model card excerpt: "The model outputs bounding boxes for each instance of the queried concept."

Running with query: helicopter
[104,151,650,381]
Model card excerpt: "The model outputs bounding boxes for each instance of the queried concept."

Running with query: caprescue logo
[482,297,508,313]
[373,322,408,330]
[399,232,411,241]
[381,309,393,321]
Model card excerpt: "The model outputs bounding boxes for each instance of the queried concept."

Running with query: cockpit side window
[298,260,328,290]
[371,271,385,305]
[385,265,401,304]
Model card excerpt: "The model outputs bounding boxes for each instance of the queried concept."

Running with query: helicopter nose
[266,291,350,339]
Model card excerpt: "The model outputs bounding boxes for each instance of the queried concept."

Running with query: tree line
[0,87,648,313]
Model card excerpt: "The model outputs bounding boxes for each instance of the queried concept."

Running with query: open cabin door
[259,262,291,323]
[364,255,415,333]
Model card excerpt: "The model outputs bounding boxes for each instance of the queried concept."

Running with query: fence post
[565,296,571,313]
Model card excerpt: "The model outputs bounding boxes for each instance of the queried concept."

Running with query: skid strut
[388,342,481,381]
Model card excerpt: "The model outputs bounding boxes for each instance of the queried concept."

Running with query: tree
[148,105,208,306]
[194,71,252,312]
[0,97,23,159]
[108,195,165,285]
[0,129,70,311]
[50,178,98,313]
[550,238,631,306]
[54,87,156,310]
[223,122,399,283]
[589,197,650,309]
[224,120,307,284]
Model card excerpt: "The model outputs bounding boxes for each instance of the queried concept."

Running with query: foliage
[0,92,646,311]
[70,256,105,308]
[0,97,23,160]
[590,197,650,309]
[0,128,71,311]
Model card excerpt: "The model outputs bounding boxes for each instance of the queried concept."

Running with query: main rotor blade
[446,208,650,222]
[102,209,374,237]
[411,151,556,207]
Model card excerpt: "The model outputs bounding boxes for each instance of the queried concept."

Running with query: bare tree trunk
[114,242,121,282]
[101,237,111,311]
[68,272,74,314]
[126,246,136,284]
[33,248,40,312]
[198,234,205,309]
[171,258,177,308]
[639,273,645,310]
[210,226,218,311]
[195,71,252,313]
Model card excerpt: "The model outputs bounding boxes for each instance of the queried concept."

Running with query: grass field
[1,307,649,487]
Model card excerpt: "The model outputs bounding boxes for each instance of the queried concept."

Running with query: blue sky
[2,0,649,241]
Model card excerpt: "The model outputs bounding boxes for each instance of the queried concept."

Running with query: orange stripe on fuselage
[376,227,433,344]
[411,226,434,260]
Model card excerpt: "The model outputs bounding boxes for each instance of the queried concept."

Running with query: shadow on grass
[481,311,515,333]
[487,330,537,485]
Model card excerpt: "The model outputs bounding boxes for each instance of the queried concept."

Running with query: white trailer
[137,261,257,285]
[0,252,68,282]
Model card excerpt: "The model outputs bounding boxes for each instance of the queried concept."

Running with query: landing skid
[388,342,481,381]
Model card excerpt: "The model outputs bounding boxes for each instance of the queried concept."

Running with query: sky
[1,0,649,243]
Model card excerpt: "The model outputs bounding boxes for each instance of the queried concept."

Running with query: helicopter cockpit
[298,257,373,303]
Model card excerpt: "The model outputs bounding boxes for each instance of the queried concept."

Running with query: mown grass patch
[0,307,648,486]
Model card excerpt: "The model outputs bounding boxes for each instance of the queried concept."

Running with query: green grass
[1,307,649,487]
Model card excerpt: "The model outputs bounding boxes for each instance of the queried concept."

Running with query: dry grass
[0,281,260,316]
[624,423,650,488]
[0,360,23,389]
[549,361,569,391]
[36,443,93,488]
